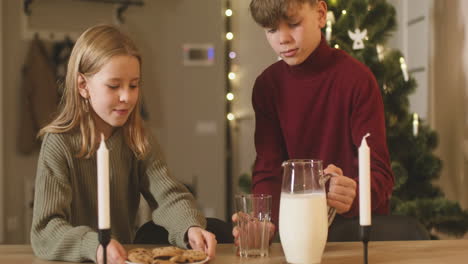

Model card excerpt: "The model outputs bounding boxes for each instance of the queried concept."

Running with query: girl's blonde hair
[39,24,149,159]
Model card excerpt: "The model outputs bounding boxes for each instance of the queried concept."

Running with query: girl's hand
[187,227,217,258]
[96,239,127,264]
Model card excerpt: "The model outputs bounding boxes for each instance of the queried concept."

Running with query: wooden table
[0,240,467,263]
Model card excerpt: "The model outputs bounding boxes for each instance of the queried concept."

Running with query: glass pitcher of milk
[279,159,332,264]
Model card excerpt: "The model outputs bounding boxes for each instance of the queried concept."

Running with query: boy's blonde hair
[250,0,319,28]
[39,24,149,159]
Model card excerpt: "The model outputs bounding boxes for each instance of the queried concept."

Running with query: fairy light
[224,0,234,221]
[227,113,235,121]
[334,44,340,49]
[229,51,237,59]
[342,10,347,15]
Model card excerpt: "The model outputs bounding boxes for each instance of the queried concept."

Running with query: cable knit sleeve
[140,136,206,248]
[30,133,99,262]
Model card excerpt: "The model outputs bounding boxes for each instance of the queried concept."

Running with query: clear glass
[279,159,331,264]
[234,194,272,258]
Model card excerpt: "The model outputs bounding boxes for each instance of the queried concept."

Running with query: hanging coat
[18,36,59,154]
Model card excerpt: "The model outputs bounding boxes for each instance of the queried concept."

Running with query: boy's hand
[325,164,357,214]
[187,227,217,258]
[96,239,127,264]
[231,213,275,249]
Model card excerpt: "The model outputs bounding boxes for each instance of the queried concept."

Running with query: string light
[227,113,235,121]
[229,51,237,59]
[228,72,236,80]
[224,0,235,219]
[334,44,340,49]
[342,10,347,15]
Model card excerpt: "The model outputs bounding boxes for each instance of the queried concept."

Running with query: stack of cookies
[128,246,208,264]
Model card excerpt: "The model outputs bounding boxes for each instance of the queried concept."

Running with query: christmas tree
[326,0,468,238]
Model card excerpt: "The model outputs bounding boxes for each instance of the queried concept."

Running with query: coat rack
[23,0,144,24]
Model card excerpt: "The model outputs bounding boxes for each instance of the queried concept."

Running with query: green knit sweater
[30,129,206,262]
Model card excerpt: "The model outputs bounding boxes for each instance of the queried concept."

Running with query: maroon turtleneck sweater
[251,36,394,227]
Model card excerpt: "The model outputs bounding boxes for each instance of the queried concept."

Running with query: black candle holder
[360,225,371,264]
[99,229,111,264]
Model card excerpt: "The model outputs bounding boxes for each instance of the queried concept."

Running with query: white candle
[326,11,335,43]
[97,133,110,229]
[400,57,409,82]
[359,133,371,226]
[326,21,332,42]
[413,113,419,136]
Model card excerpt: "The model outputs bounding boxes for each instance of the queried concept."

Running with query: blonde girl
[31,24,216,264]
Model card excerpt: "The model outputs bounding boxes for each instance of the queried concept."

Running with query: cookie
[152,246,184,259]
[128,248,152,264]
[152,260,175,264]
[169,255,188,263]
[180,250,207,263]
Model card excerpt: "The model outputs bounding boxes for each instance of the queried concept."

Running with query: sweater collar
[105,128,123,151]
[288,34,334,76]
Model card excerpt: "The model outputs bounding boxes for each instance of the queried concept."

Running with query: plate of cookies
[126,246,209,264]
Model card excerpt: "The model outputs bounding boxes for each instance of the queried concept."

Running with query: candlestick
[359,133,371,226]
[359,133,371,264]
[413,113,419,137]
[97,134,110,264]
[97,134,110,229]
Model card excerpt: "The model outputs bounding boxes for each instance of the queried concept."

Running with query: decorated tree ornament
[383,83,389,94]
[348,28,368,50]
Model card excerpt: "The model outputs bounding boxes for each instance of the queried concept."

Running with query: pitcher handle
[320,172,339,187]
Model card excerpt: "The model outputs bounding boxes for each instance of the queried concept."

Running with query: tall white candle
[400,57,409,82]
[412,113,419,136]
[359,133,371,226]
[97,133,110,229]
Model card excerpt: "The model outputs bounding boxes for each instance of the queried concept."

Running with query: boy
[241,0,394,233]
